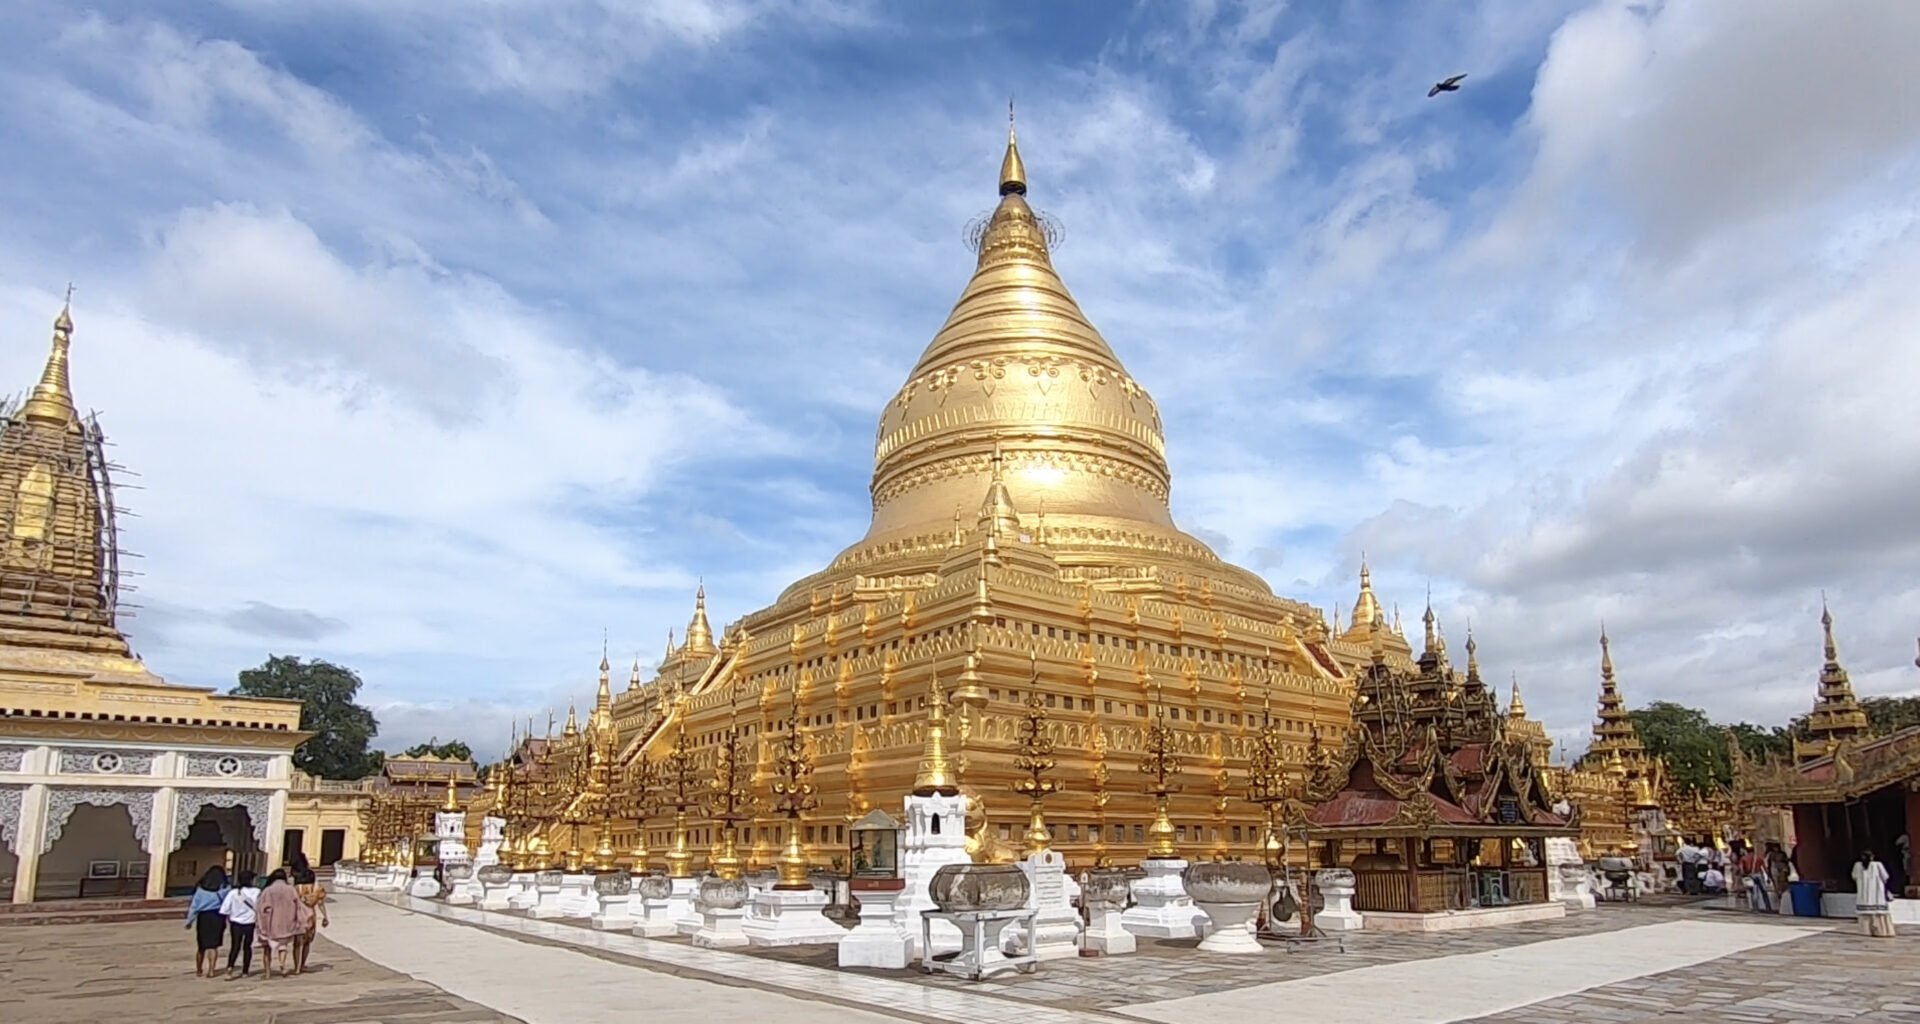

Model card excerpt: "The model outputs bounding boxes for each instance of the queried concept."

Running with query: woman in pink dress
[255,870,310,978]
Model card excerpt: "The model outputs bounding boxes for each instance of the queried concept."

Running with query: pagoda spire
[1421,588,1437,654]
[912,666,959,796]
[594,638,613,722]
[1464,622,1481,685]
[1348,553,1383,633]
[20,297,78,426]
[1803,597,1869,753]
[976,440,1022,540]
[1586,625,1647,764]
[628,654,642,692]
[660,628,677,669]
[563,701,579,738]
[1508,672,1527,718]
[683,583,717,655]
[999,97,1026,196]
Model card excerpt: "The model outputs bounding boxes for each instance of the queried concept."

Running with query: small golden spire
[443,771,461,812]
[1349,553,1383,632]
[912,665,959,796]
[999,97,1026,196]
[1464,621,1481,682]
[20,295,79,426]
[1599,624,1617,685]
[660,627,677,668]
[684,583,717,655]
[594,641,613,722]
[1392,602,1404,636]
[563,701,579,737]
[976,439,1023,539]
[628,654,642,692]
[1508,671,1527,718]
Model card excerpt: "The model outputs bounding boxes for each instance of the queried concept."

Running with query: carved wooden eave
[1736,726,1920,806]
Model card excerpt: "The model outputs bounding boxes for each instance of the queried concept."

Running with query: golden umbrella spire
[1010,651,1062,855]
[1508,671,1528,718]
[999,97,1026,196]
[442,770,461,812]
[21,292,79,426]
[913,664,959,796]
[594,635,613,722]
[563,701,578,737]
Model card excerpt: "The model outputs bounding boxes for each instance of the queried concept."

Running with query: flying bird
[1428,74,1467,98]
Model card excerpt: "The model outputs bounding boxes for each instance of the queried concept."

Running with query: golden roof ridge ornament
[21,290,79,426]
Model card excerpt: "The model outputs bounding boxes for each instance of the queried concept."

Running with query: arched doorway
[164,792,269,894]
[36,791,153,901]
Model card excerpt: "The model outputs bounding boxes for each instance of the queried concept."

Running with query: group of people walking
[183,853,329,978]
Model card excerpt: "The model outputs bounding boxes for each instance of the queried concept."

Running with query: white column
[10,783,48,904]
[264,789,289,869]
[145,786,177,900]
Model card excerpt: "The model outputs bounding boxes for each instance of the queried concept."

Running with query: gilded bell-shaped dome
[796,127,1267,597]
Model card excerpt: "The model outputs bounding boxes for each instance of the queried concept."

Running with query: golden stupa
[528,126,1418,870]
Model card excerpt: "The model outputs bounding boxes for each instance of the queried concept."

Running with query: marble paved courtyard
[8,893,1917,1024]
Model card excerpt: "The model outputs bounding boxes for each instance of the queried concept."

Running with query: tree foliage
[232,655,382,780]
[402,738,473,761]
[1862,695,1920,733]
[1627,701,1794,796]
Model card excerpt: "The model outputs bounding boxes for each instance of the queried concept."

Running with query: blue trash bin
[1788,880,1822,917]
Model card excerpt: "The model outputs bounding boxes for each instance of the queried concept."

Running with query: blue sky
[3,1,1918,758]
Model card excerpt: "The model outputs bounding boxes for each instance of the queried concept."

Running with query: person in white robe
[1853,849,1895,939]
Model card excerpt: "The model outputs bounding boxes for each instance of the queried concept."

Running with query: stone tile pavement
[0,917,524,1024]
[748,903,1749,1009]
[1464,927,1920,1024]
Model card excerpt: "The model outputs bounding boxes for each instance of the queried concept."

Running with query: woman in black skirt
[184,866,230,977]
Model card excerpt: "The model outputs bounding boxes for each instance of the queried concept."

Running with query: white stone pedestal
[1004,850,1082,960]
[558,874,596,919]
[897,793,971,956]
[1122,858,1207,939]
[1194,901,1263,953]
[475,816,505,868]
[480,875,516,911]
[528,873,567,918]
[447,875,479,905]
[592,892,634,930]
[839,884,912,969]
[1314,868,1364,932]
[669,877,702,936]
[744,886,846,946]
[408,870,443,899]
[1086,904,1135,954]
[506,873,540,911]
[692,905,749,948]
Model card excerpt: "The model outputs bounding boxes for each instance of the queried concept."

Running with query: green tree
[401,738,473,761]
[232,656,382,780]
[1862,695,1920,734]
[1630,702,1725,796]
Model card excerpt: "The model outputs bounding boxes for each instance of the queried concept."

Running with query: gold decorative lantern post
[770,691,819,888]
[1011,652,1062,855]
[658,725,703,878]
[624,753,659,871]
[1138,682,1184,860]
[1243,679,1293,867]
[707,687,755,881]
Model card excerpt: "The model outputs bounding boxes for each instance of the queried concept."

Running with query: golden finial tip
[998,105,1027,196]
